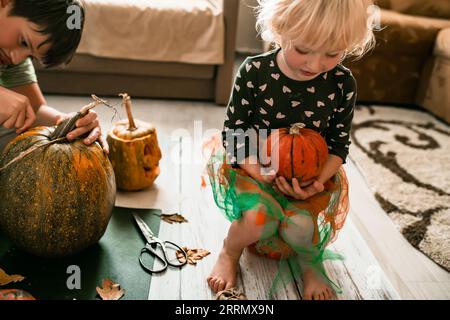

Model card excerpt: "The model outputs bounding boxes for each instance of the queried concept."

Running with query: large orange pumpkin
[107,94,162,191]
[265,124,328,182]
[0,126,116,257]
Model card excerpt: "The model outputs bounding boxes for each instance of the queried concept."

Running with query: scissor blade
[133,213,155,243]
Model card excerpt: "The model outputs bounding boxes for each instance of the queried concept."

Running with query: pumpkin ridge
[290,134,295,181]
[266,126,328,184]
[315,138,321,173]
[300,139,305,181]
[74,145,91,245]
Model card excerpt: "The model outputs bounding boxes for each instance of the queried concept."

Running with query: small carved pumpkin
[107,94,162,191]
[265,124,328,182]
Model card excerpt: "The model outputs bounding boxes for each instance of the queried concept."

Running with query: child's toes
[302,290,313,300]
[325,288,334,300]
[207,276,215,289]
[217,280,226,292]
[331,289,337,300]
[210,278,218,292]
[211,279,219,291]
[213,279,222,293]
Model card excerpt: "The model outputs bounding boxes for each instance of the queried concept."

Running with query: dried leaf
[0,267,25,286]
[96,278,125,300]
[161,213,188,224]
[176,246,210,265]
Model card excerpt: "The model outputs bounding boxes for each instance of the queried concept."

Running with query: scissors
[133,213,188,274]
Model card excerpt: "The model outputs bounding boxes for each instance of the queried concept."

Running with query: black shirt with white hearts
[222,48,356,166]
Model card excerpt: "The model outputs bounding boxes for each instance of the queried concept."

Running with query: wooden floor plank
[178,137,230,300]
[178,181,225,300]
[327,214,400,300]
[148,133,183,300]
[240,250,301,300]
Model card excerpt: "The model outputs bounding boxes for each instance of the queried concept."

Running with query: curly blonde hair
[256,0,378,59]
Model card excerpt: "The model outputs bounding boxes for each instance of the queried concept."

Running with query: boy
[0,0,108,152]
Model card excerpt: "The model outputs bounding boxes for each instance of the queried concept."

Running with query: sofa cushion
[375,0,391,9]
[376,9,450,56]
[389,0,450,19]
[76,0,225,65]
[434,28,450,59]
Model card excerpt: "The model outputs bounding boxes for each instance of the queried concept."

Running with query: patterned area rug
[349,105,450,272]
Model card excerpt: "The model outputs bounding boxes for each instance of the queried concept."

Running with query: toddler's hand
[240,162,277,184]
[258,167,277,184]
[275,177,324,200]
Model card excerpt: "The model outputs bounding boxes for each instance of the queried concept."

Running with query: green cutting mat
[0,207,161,300]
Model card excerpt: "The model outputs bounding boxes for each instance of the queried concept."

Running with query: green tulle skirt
[205,140,349,296]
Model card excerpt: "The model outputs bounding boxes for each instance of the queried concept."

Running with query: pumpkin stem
[50,99,104,141]
[120,93,137,131]
[289,123,304,135]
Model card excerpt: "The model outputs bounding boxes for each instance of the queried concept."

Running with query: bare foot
[302,268,336,300]
[207,243,241,293]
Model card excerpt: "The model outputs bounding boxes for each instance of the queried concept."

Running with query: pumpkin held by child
[250,125,334,260]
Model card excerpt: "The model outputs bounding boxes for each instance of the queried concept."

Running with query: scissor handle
[163,241,188,268]
[139,243,168,274]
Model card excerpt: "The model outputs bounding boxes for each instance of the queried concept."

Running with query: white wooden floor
[48,95,449,300]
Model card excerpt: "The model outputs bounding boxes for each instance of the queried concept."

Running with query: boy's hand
[275,177,324,200]
[0,87,36,134]
[57,110,109,154]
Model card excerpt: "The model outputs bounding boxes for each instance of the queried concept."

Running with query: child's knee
[242,208,279,239]
[279,212,315,249]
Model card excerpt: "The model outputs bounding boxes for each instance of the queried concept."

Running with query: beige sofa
[345,0,450,123]
[416,28,450,123]
[34,0,239,105]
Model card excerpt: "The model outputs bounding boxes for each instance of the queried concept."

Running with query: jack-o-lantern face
[107,119,162,191]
